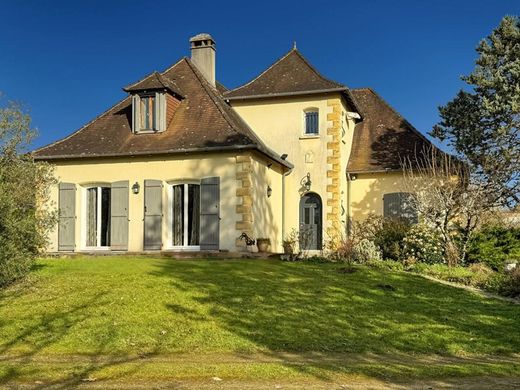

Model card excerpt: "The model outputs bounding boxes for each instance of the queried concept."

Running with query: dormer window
[131,92,165,133]
[124,71,184,134]
[139,94,156,131]
[304,109,319,135]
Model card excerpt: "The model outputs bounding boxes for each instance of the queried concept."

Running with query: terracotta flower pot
[256,238,271,253]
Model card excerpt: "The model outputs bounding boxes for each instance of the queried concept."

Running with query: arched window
[304,108,319,135]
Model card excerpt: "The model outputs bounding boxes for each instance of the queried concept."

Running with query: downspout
[281,166,293,241]
[346,172,353,237]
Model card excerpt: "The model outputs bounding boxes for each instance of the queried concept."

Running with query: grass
[1,257,519,388]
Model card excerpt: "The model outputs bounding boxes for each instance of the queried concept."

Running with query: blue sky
[0,0,518,150]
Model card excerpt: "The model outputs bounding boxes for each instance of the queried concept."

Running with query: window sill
[163,246,201,252]
[299,135,320,140]
[135,130,158,134]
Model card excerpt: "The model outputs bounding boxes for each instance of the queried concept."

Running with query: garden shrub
[467,263,496,288]
[499,267,520,298]
[373,218,411,261]
[467,225,520,271]
[0,101,57,288]
[325,225,382,264]
[354,215,411,261]
[325,233,356,264]
[402,223,444,264]
[353,239,382,263]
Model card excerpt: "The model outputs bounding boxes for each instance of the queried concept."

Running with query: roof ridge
[123,70,160,91]
[183,58,256,142]
[224,48,296,95]
[292,49,344,88]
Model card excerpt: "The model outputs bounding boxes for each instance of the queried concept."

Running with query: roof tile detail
[34,58,289,167]
[123,71,183,97]
[224,49,345,99]
[347,88,436,173]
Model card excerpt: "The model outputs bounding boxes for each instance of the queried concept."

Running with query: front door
[299,193,322,250]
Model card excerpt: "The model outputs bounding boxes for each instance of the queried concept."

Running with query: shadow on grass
[0,291,159,389]
[151,259,520,380]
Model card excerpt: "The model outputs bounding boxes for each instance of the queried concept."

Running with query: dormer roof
[123,71,184,98]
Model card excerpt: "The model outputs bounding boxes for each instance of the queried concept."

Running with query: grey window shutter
[58,183,76,251]
[144,180,163,250]
[384,192,418,224]
[200,177,220,250]
[383,193,400,219]
[132,94,140,133]
[154,92,166,132]
[110,181,129,251]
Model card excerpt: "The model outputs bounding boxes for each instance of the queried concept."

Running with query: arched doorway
[299,193,322,250]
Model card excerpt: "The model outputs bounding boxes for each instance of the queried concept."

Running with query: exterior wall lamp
[132,182,140,194]
[303,172,312,192]
[267,185,272,198]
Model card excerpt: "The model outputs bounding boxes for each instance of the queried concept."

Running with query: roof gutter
[346,168,402,175]
[224,87,348,101]
[33,144,294,169]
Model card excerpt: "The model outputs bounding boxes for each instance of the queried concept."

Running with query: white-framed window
[167,182,201,249]
[131,92,166,133]
[84,186,111,249]
[304,108,319,135]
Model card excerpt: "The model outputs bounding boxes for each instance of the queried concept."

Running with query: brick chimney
[190,33,216,87]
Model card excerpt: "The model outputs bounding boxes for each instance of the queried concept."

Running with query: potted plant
[256,238,271,253]
[282,239,294,255]
[282,229,300,260]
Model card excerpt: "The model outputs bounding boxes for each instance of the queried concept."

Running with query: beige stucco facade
[231,93,357,245]
[43,92,412,254]
[47,152,286,253]
[348,172,411,221]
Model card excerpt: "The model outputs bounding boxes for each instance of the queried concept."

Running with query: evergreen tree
[431,16,520,208]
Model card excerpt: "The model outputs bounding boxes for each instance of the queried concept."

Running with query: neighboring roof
[347,88,438,173]
[215,81,228,94]
[225,48,344,99]
[123,71,183,97]
[33,58,292,168]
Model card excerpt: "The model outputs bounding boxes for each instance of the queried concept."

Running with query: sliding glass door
[86,186,111,248]
[171,183,200,248]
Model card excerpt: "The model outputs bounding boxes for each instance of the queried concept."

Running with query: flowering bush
[402,224,444,264]
[353,239,382,263]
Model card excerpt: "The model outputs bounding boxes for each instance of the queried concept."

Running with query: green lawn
[1,257,519,388]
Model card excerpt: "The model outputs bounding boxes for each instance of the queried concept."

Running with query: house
[34,33,433,253]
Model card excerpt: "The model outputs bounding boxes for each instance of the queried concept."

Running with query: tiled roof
[33,58,291,168]
[347,88,437,173]
[123,71,183,97]
[224,49,346,99]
